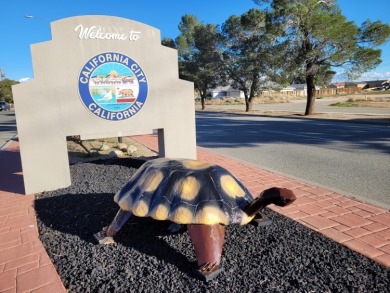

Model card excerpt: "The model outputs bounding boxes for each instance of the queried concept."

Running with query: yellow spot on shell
[113,192,120,203]
[240,212,254,225]
[142,170,164,192]
[133,200,149,217]
[170,207,194,224]
[118,196,132,212]
[175,176,200,201]
[151,204,169,221]
[195,206,229,225]
[220,175,246,198]
[182,160,213,170]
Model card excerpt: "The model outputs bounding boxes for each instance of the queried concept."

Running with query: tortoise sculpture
[94,158,296,281]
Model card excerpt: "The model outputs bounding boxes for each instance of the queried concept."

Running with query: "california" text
[88,102,144,120]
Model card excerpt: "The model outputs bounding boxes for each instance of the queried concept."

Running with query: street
[196,111,390,209]
[0,109,16,148]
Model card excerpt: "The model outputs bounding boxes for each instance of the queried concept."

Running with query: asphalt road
[195,111,390,209]
[0,109,16,149]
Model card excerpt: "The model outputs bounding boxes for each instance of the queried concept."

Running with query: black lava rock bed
[35,158,390,293]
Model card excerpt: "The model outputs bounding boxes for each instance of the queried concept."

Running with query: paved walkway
[0,142,65,293]
[0,136,389,292]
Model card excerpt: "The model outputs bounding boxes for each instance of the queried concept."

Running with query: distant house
[280,86,296,92]
[281,83,322,91]
[361,79,390,90]
[329,82,349,88]
[355,82,368,88]
[208,85,244,99]
[383,80,390,89]
[290,84,307,90]
[329,82,367,89]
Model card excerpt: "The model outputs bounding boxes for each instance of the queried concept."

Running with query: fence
[261,87,362,97]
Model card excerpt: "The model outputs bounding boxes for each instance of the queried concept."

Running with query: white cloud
[18,77,32,83]
[356,72,390,81]
[332,71,390,82]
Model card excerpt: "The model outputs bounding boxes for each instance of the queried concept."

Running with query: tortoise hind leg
[167,223,183,233]
[187,224,225,282]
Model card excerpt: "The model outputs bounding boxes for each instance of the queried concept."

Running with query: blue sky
[1,0,389,82]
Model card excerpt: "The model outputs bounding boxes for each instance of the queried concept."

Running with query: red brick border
[0,143,66,293]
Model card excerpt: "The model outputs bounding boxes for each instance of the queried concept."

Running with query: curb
[0,135,18,152]
[196,109,390,126]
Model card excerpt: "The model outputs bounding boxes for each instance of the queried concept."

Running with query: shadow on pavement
[0,147,25,194]
[196,111,390,154]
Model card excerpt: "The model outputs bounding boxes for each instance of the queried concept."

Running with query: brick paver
[343,239,384,259]
[1,134,389,292]
[300,215,339,230]
[376,228,390,240]
[320,228,353,243]
[332,213,373,228]
[344,227,372,238]
[380,244,390,254]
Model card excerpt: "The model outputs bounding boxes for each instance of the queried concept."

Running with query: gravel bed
[36,158,390,293]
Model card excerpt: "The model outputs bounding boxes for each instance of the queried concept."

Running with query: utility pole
[0,68,5,80]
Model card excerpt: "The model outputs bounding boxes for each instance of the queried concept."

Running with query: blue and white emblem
[78,52,148,121]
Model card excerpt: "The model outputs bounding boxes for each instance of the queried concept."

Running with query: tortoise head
[245,187,297,217]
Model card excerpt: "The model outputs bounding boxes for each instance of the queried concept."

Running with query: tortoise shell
[114,158,256,225]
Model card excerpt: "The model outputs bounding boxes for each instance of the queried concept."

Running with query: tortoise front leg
[187,224,225,281]
[94,209,133,244]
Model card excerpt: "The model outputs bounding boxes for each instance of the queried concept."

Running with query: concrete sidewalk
[0,135,389,292]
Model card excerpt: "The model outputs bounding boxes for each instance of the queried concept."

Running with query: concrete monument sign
[12,16,197,194]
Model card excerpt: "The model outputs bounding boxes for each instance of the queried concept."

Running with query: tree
[0,79,19,103]
[289,63,336,87]
[255,0,390,115]
[176,15,225,110]
[161,37,176,49]
[222,9,279,112]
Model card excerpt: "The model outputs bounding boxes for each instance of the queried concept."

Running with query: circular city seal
[78,52,148,121]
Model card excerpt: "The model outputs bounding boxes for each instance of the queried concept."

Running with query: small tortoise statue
[94,158,296,281]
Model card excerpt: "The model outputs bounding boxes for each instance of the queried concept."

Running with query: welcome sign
[12,16,196,194]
